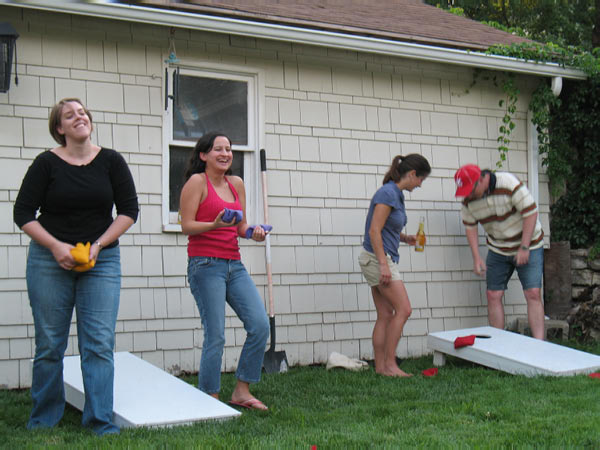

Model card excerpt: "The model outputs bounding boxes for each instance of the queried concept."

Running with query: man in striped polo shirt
[454,164,545,340]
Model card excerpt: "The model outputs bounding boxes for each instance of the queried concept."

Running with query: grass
[2,340,600,448]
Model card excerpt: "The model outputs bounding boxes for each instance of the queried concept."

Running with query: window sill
[163,223,182,233]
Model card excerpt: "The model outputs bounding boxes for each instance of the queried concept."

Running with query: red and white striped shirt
[461,172,544,256]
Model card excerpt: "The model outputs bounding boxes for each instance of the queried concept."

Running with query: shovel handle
[260,148,267,173]
[268,316,276,352]
[260,149,275,318]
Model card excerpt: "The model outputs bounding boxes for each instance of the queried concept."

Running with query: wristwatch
[520,245,529,250]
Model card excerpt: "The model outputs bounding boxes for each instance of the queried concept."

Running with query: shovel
[260,149,289,374]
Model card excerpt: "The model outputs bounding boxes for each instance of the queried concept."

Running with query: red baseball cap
[454,164,481,197]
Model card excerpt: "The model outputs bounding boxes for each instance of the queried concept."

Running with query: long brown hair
[382,154,431,184]
[183,132,232,182]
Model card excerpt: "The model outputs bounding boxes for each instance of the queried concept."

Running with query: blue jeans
[486,247,544,291]
[188,257,269,394]
[26,241,121,436]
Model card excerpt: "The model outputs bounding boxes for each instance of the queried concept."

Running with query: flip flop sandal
[228,398,268,410]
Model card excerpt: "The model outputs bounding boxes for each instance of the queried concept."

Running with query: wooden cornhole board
[63,352,241,428]
[428,326,600,377]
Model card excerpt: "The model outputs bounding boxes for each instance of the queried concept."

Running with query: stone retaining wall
[544,243,600,333]
[564,247,600,341]
[571,249,600,301]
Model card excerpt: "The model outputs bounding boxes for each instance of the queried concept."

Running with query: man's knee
[486,290,504,304]
[523,288,542,303]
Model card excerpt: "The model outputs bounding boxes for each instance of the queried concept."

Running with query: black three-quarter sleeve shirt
[13,148,139,248]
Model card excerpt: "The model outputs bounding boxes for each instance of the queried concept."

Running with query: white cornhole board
[428,326,600,377]
[63,352,241,428]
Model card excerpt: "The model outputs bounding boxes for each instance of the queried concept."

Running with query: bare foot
[376,366,413,377]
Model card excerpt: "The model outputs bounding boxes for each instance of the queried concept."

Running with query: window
[162,64,263,231]
[168,145,244,215]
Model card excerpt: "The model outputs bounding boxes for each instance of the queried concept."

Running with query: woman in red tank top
[180,132,270,411]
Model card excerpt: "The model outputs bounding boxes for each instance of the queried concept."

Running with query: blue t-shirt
[362,181,407,263]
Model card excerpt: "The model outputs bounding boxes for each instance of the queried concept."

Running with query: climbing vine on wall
[470,70,518,169]
[497,74,519,169]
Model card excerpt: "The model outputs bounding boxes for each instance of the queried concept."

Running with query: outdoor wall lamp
[0,22,19,93]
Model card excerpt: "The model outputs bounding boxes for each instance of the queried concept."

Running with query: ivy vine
[497,74,518,169]
[470,70,518,169]
[484,42,600,190]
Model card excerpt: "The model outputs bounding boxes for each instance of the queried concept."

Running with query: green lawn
[2,340,600,448]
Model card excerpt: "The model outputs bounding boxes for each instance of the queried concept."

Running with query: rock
[572,286,588,299]
[571,269,593,286]
[566,306,579,325]
[571,249,589,258]
[569,293,600,342]
[589,258,600,271]
[589,328,600,341]
[571,256,589,269]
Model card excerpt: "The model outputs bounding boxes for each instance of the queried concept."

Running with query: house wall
[0,6,550,388]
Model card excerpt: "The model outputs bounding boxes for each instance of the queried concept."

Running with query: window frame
[161,61,264,232]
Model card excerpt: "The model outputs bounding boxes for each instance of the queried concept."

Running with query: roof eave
[7,1,587,80]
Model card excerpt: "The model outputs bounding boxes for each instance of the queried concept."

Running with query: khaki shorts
[358,249,403,287]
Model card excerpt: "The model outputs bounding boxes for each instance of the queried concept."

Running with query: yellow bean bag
[70,242,96,272]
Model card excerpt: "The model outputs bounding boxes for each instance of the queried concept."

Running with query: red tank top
[187,174,242,260]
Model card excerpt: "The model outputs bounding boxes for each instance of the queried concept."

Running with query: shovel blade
[263,350,288,374]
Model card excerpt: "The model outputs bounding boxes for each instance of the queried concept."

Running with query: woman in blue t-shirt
[358,154,431,377]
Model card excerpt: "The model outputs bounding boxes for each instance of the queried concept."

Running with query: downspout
[527,76,562,219]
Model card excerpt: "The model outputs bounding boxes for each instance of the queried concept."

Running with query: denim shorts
[486,247,543,291]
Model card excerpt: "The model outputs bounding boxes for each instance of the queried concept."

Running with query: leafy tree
[548,76,600,250]
[426,0,598,50]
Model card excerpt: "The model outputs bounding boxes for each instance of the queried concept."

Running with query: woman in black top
[13,98,138,435]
